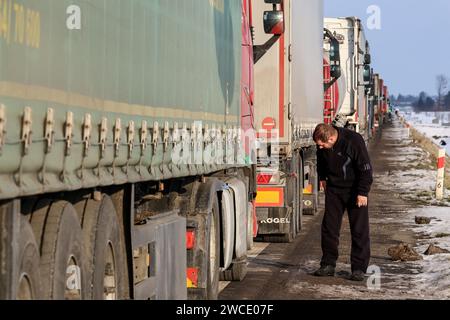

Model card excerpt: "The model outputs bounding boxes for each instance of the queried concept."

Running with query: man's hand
[320,181,327,191]
[356,195,368,207]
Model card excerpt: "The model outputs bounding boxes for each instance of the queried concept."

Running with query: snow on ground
[373,121,450,298]
[374,141,450,205]
[407,207,450,297]
[400,108,450,155]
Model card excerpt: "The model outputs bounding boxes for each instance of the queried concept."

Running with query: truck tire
[247,202,254,250]
[29,199,53,249]
[37,201,86,300]
[81,196,128,300]
[206,196,220,300]
[219,259,247,281]
[281,213,295,243]
[16,215,41,300]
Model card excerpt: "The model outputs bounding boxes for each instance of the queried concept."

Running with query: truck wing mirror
[363,65,371,83]
[330,65,341,79]
[330,38,340,62]
[263,10,285,35]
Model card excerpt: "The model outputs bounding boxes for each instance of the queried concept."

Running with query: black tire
[16,215,41,300]
[281,209,295,243]
[81,195,128,300]
[206,195,220,300]
[219,259,247,281]
[29,199,53,249]
[36,201,86,300]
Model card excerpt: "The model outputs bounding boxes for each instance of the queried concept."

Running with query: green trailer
[0,0,243,200]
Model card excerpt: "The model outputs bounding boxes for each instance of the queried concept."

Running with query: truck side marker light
[186,229,196,250]
[186,268,198,288]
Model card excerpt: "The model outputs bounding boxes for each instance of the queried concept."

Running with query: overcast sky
[324,0,450,97]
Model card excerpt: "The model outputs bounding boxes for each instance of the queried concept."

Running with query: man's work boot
[350,270,365,282]
[314,265,335,277]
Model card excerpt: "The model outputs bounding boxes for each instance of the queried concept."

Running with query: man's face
[316,137,336,149]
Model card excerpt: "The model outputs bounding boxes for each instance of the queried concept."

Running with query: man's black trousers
[320,188,371,273]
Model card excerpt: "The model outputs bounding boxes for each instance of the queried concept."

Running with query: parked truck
[323,28,345,125]
[0,0,285,300]
[253,0,324,242]
[324,17,372,139]
[369,73,390,134]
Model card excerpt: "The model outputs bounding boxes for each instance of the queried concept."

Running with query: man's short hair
[313,124,337,142]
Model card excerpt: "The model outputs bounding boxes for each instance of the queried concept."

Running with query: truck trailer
[253,0,324,242]
[324,17,372,139]
[323,28,345,125]
[0,0,282,300]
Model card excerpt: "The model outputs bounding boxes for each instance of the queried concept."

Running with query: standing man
[313,124,373,281]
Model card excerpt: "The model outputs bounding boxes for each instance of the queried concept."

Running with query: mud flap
[256,206,295,243]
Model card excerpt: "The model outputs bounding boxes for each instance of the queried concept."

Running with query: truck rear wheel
[81,196,127,300]
[220,258,247,281]
[16,215,41,300]
[36,201,86,300]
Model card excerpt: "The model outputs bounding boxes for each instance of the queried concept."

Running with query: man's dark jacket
[317,127,373,197]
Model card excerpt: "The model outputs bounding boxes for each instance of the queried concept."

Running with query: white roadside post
[436,148,446,200]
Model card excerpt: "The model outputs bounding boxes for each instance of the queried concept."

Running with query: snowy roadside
[400,109,450,155]
[374,119,450,299]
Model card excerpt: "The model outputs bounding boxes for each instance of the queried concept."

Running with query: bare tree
[436,74,448,110]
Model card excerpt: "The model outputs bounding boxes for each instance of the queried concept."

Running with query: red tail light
[186,229,195,250]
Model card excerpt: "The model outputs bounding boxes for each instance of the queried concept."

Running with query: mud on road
[219,118,450,300]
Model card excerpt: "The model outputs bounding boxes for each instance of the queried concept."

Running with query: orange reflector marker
[186,229,195,250]
[438,156,445,169]
[255,187,284,207]
[186,268,198,288]
[303,184,313,195]
[257,173,273,184]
